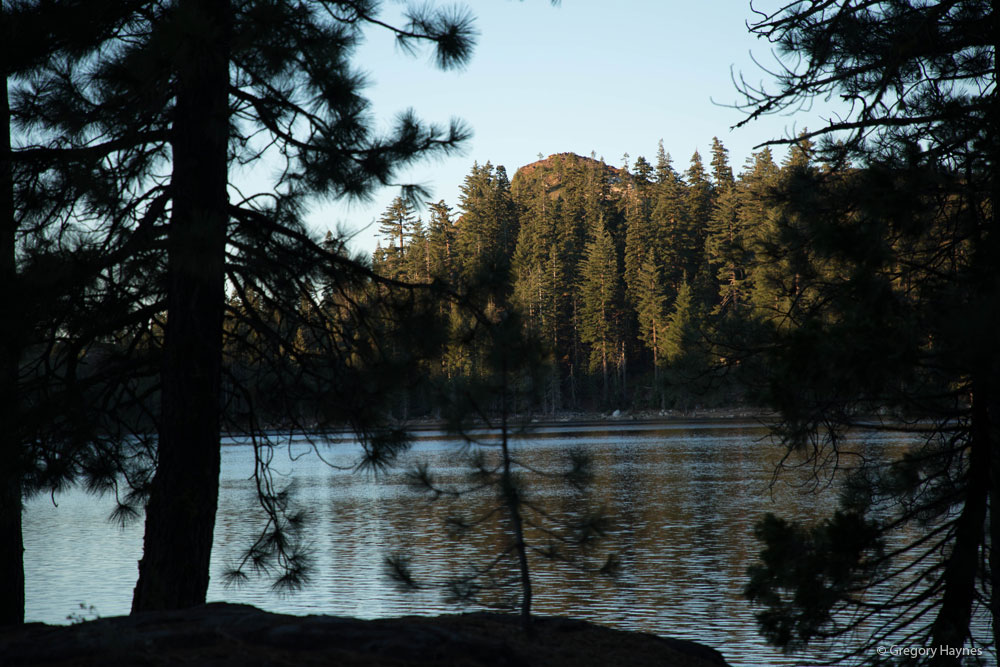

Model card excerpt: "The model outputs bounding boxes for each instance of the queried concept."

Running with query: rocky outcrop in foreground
[1,603,732,666]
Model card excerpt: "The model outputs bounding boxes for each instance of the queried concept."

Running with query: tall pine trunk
[929,379,992,662]
[989,37,1000,656]
[132,0,230,612]
[990,394,999,655]
[0,47,25,627]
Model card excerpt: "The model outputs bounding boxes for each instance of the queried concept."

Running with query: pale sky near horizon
[308,1,817,254]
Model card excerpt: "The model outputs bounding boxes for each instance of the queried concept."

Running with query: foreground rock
[2,603,732,666]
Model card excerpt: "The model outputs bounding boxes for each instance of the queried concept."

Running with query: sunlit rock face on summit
[511,152,624,202]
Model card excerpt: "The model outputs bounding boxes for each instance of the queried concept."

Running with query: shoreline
[402,406,777,431]
[2,602,734,666]
[220,407,777,441]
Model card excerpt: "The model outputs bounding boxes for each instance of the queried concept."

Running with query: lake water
[23,419,903,666]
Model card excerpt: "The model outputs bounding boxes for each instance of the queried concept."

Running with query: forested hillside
[370,140,809,414]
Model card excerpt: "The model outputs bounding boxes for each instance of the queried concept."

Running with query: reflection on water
[23,420,903,666]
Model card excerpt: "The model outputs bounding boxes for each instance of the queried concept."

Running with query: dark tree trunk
[132,0,230,612]
[989,33,1000,657]
[0,471,21,628]
[498,366,532,635]
[932,47,1000,653]
[991,397,1000,656]
[929,380,992,664]
[0,53,25,627]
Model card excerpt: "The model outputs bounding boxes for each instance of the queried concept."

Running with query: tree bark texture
[132,0,230,612]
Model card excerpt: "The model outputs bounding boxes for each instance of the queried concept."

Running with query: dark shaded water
[23,420,905,665]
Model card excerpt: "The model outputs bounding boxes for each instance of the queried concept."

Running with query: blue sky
[311,1,812,254]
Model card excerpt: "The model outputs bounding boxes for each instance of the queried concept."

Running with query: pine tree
[511,185,557,333]
[659,279,707,410]
[13,0,478,613]
[541,241,568,411]
[578,216,623,404]
[632,155,654,184]
[622,178,654,308]
[654,140,680,187]
[377,196,418,276]
[682,151,712,283]
[393,305,614,634]
[705,178,747,313]
[662,280,694,365]
[737,149,779,312]
[634,250,668,388]
[426,200,457,284]
[131,2,236,611]
[654,151,712,298]
[510,154,619,409]
[0,41,19,627]
[403,217,430,283]
[747,139,818,318]
[510,215,545,327]
[708,137,734,192]
[649,159,687,294]
[3,1,170,625]
[456,162,519,289]
[733,1,1000,661]
[704,138,741,312]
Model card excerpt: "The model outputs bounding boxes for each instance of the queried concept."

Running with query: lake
[22,419,900,666]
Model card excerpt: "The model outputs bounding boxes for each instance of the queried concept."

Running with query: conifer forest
[367,142,789,416]
[3,1,998,665]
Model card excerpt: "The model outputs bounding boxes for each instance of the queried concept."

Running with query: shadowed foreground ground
[1,603,732,666]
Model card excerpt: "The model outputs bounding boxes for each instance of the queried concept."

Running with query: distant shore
[222,408,779,440]
[403,406,776,431]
